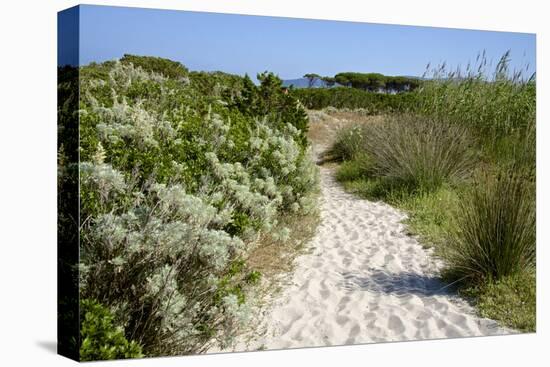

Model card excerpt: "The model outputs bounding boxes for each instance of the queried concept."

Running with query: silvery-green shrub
[75,58,318,357]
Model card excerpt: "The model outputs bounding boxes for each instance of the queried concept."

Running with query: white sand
[213,111,512,353]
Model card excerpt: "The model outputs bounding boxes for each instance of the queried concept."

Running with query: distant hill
[282,78,345,88]
[282,78,326,88]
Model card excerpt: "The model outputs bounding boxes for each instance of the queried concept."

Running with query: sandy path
[215,110,512,353]
[228,167,511,351]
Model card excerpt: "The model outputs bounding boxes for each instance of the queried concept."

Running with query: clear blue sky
[61,4,536,79]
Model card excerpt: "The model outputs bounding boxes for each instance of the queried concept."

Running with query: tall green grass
[362,116,476,192]
[333,115,476,194]
[417,51,536,175]
[443,170,535,283]
[327,124,364,161]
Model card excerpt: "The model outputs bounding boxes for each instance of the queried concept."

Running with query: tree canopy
[321,76,336,87]
[334,72,420,92]
[303,73,321,88]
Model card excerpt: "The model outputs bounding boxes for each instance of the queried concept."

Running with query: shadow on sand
[340,270,454,297]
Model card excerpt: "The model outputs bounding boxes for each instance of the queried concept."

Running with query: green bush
[80,299,143,361]
[443,170,535,283]
[189,70,244,104]
[73,57,319,357]
[246,72,310,147]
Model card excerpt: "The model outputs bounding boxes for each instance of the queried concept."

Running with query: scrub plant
[70,57,319,357]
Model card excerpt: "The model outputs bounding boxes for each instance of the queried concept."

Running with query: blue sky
[60,4,536,80]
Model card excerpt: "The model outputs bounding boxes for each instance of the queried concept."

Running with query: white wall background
[0,1,547,366]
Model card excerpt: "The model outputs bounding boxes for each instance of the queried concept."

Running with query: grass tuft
[326,124,365,162]
[334,115,477,195]
[443,170,535,283]
[363,115,477,193]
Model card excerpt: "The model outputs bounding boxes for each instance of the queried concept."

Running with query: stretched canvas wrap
[58,4,536,361]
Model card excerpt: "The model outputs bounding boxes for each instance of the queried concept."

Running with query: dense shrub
[292,87,416,113]
[189,70,244,104]
[80,299,143,361]
[73,58,318,357]
[79,167,252,355]
[443,170,535,283]
[120,54,189,79]
[58,66,80,359]
[244,72,310,147]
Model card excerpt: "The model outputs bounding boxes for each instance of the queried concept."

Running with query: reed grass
[365,116,476,192]
[443,170,535,283]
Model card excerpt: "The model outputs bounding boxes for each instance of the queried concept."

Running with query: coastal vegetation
[58,50,536,360]
[293,87,415,113]
[328,52,536,331]
[58,55,319,359]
